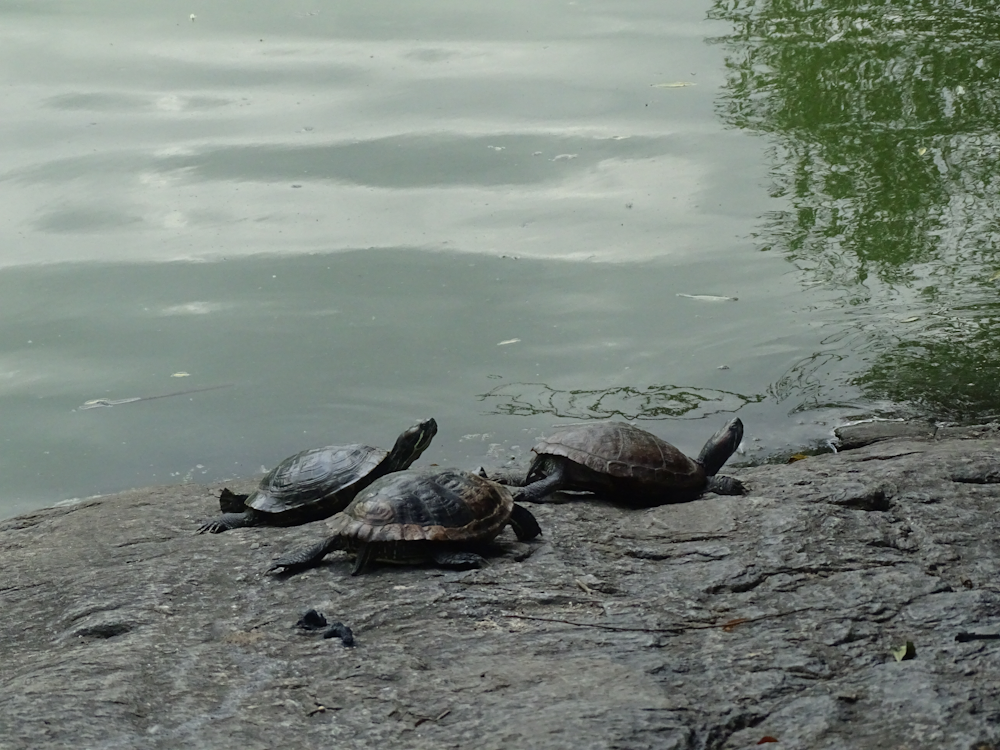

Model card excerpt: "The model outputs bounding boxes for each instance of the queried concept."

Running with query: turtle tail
[696,417,744,477]
[350,543,377,576]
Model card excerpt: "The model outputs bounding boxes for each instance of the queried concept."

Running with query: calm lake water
[2,1,997,518]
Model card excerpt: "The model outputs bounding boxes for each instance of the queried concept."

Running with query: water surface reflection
[711,0,1000,420]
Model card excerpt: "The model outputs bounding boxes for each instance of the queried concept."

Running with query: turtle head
[695,417,743,477]
[388,417,438,469]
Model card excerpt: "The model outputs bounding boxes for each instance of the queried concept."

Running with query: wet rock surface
[2,429,1000,749]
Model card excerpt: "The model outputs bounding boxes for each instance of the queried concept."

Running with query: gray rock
[834,419,936,449]
[2,434,1000,749]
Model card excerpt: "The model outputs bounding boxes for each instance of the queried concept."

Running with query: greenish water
[1,1,998,518]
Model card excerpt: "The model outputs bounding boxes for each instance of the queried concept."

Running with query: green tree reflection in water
[710,1,1000,419]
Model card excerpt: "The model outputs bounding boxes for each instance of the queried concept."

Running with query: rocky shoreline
[1,424,999,749]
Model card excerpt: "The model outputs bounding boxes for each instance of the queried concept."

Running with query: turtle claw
[197,512,251,534]
[197,519,228,534]
[268,555,310,575]
[268,560,299,575]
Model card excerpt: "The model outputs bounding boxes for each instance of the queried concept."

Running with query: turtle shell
[530,422,704,491]
[330,469,514,544]
[247,444,388,515]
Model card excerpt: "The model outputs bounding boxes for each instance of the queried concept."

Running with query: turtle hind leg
[706,475,746,496]
[431,549,488,570]
[269,537,344,574]
[508,503,542,541]
[197,512,256,534]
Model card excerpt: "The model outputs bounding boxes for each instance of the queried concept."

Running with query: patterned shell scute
[536,422,699,482]
[247,444,388,513]
[330,469,513,544]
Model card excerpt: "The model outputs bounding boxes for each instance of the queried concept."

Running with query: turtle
[197,418,438,533]
[506,417,746,506]
[268,468,542,576]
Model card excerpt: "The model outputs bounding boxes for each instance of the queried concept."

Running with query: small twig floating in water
[676,293,738,302]
[78,383,233,410]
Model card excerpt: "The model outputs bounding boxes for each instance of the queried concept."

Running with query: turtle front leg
[269,536,345,574]
[512,463,569,504]
[198,512,256,534]
[705,475,746,496]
